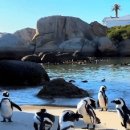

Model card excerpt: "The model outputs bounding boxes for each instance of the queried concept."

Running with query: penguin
[57,110,82,130]
[0,91,22,122]
[33,108,55,130]
[77,97,100,129]
[97,85,108,111]
[101,79,105,82]
[111,98,130,129]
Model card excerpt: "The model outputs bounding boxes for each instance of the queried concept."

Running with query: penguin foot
[8,119,13,122]
[82,124,89,129]
[93,124,95,129]
[82,126,88,129]
[1,118,6,122]
[1,120,6,122]
[100,108,103,111]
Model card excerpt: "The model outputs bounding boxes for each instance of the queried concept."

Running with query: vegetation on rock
[107,25,130,45]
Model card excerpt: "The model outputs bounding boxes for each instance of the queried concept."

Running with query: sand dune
[0,105,126,130]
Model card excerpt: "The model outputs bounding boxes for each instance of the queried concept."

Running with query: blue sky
[0,0,130,33]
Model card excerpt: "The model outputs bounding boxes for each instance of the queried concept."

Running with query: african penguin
[33,108,55,130]
[0,91,22,122]
[97,85,108,111]
[111,98,130,129]
[77,97,100,129]
[57,110,82,130]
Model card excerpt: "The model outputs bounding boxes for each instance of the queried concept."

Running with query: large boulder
[59,38,83,52]
[41,52,59,64]
[14,28,36,44]
[55,52,74,63]
[118,39,130,56]
[32,15,95,53]
[0,33,26,50]
[0,33,34,59]
[90,21,108,37]
[37,78,89,98]
[59,38,97,56]
[97,37,117,56]
[0,60,50,86]
[21,54,41,63]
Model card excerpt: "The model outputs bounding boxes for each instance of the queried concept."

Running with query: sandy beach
[0,105,126,130]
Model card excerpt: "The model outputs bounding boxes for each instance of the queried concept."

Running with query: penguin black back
[33,108,55,130]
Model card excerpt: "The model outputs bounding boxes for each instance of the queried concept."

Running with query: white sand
[0,105,126,130]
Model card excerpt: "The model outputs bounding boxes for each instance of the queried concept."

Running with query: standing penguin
[33,108,55,130]
[97,85,108,111]
[111,98,130,129]
[0,91,22,122]
[77,97,100,129]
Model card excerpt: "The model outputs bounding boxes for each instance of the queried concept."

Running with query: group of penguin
[0,86,130,130]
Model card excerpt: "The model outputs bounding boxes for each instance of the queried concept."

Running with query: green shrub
[107,25,130,44]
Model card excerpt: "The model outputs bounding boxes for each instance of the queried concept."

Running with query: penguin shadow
[0,112,118,130]
[52,116,98,130]
[74,118,118,130]
[0,111,33,130]
[74,118,111,130]
[52,116,107,130]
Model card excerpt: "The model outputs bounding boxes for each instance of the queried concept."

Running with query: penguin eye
[116,100,121,104]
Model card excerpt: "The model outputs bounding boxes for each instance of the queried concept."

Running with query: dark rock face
[41,52,59,64]
[90,21,108,37]
[21,54,41,63]
[97,37,117,56]
[118,39,130,56]
[14,27,36,44]
[0,33,34,60]
[40,51,91,64]
[37,78,89,98]
[55,52,74,63]
[0,60,50,86]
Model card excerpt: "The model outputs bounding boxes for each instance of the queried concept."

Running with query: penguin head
[2,91,9,97]
[64,110,83,122]
[83,97,96,109]
[111,98,125,107]
[99,85,107,92]
[40,108,46,113]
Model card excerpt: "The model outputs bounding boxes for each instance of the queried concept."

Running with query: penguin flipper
[105,96,108,106]
[34,122,38,130]
[121,121,127,128]
[86,105,97,123]
[11,101,22,111]
[57,122,60,130]
[122,115,127,128]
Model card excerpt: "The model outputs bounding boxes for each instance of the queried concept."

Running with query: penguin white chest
[117,108,130,129]
[77,103,92,124]
[98,93,105,107]
[117,110,124,124]
[33,115,40,124]
[1,100,12,118]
